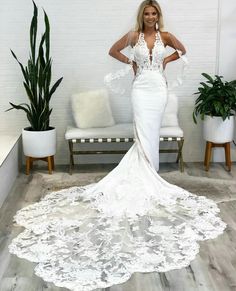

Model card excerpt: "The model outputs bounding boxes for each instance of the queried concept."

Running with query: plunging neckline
[141,31,158,63]
[142,31,158,55]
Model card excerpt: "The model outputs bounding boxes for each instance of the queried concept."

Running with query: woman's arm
[109,33,131,64]
[109,31,137,64]
[161,32,186,69]
[109,31,138,75]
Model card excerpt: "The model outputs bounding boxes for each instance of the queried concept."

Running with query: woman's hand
[163,58,169,70]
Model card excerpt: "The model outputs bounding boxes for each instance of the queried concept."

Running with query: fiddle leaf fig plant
[192,73,236,124]
[7,1,63,131]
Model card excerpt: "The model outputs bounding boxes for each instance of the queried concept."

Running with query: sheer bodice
[132,31,166,75]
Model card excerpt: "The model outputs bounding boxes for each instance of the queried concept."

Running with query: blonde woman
[9,1,226,290]
[109,0,186,171]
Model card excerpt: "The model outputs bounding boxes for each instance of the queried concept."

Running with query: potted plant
[7,1,63,161]
[193,73,236,143]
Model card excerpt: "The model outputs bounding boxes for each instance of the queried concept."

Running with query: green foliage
[192,73,236,124]
[7,1,63,131]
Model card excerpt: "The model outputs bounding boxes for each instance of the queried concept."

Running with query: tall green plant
[193,73,236,124]
[7,1,63,131]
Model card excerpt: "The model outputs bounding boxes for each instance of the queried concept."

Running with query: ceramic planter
[203,115,235,143]
[22,127,56,158]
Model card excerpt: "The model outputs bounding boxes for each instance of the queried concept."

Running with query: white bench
[65,92,184,174]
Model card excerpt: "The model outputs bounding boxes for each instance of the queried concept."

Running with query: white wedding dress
[9,32,226,291]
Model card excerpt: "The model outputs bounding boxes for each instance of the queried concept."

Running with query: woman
[9,1,226,291]
[109,0,186,171]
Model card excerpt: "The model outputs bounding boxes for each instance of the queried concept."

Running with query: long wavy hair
[135,0,164,32]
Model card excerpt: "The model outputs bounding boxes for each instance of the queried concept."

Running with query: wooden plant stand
[25,156,54,175]
[204,141,231,171]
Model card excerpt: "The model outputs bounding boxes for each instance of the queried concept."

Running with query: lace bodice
[104,31,166,93]
[131,31,166,74]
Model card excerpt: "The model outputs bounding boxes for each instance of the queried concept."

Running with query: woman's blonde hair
[135,0,164,32]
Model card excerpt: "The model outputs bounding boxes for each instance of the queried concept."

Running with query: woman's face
[143,6,158,29]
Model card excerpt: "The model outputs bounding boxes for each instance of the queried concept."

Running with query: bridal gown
[9,32,226,291]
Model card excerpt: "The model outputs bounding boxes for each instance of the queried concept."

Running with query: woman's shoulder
[129,30,139,40]
[128,30,139,37]
[159,31,170,40]
[127,30,140,46]
[159,31,175,46]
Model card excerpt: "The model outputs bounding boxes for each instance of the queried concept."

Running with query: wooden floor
[0,162,236,291]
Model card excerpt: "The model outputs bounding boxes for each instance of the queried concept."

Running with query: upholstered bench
[65,90,184,174]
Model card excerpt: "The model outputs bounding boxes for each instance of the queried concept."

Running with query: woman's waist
[133,70,167,88]
[136,64,164,75]
[136,67,165,78]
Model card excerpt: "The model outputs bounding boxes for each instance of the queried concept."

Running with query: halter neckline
[131,30,166,73]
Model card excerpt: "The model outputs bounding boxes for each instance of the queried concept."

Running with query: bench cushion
[160,126,183,137]
[65,124,133,139]
[65,123,183,140]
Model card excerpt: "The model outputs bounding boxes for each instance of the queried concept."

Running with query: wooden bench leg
[177,140,184,172]
[176,152,179,163]
[224,142,231,171]
[69,140,75,175]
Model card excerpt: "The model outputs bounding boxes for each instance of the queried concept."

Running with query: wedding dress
[9,31,226,291]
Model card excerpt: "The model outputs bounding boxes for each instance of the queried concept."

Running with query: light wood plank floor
[0,162,236,291]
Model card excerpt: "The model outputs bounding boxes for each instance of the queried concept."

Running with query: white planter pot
[22,127,56,158]
[203,115,235,143]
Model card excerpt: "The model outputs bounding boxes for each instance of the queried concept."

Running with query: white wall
[214,0,236,162]
[218,0,236,80]
[1,0,234,164]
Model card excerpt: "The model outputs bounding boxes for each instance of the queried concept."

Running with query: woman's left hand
[163,58,168,70]
[132,61,138,75]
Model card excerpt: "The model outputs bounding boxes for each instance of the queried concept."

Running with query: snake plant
[7,1,63,131]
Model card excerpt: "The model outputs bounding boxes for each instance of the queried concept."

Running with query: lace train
[9,183,225,291]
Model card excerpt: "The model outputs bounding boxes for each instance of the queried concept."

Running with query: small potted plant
[193,73,236,143]
[7,1,63,162]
